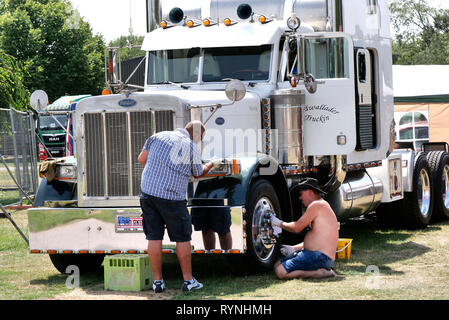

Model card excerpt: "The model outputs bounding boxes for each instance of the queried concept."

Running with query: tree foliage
[0,50,29,110]
[108,35,145,61]
[0,0,106,103]
[389,0,449,64]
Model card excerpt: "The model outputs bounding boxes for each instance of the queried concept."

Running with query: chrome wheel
[442,164,449,210]
[251,197,276,262]
[418,168,431,217]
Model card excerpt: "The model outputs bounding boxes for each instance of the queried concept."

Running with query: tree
[389,0,449,64]
[0,0,106,103]
[0,49,29,110]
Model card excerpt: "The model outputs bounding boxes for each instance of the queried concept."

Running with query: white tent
[393,65,449,149]
[393,65,449,101]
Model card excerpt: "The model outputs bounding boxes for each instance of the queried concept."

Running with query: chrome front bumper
[28,206,245,254]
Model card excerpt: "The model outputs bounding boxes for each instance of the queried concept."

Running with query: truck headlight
[55,164,77,181]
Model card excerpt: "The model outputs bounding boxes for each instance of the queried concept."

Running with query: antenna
[128,0,134,36]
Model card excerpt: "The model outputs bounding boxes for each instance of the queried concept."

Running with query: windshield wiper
[157,81,190,90]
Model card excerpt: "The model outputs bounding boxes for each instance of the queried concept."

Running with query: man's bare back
[303,199,339,260]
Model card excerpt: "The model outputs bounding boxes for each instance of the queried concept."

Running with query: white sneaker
[152,280,165,293]
[182,277,203,292]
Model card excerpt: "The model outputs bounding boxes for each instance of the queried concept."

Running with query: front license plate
[115,214,143,233]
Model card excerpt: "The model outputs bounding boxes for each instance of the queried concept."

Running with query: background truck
[28,0,449,274]
[37,95,91,160]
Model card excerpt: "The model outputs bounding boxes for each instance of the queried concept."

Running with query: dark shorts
[191,207,232,235]
[280,249,334,273]
[140,193,192,242]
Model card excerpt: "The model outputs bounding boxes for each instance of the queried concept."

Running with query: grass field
[1,210,449,300]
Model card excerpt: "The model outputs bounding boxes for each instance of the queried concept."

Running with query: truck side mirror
[225,79,246,102]
[304,73,325,94]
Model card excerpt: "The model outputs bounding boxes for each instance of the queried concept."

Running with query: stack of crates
[104,254,152,291]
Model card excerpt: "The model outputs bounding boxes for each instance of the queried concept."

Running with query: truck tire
[400,154,433,229]
[49,254,105,274]
[426,151,449,221]
[245,179,282,271]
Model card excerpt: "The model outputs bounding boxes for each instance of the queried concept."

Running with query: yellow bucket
[336,238,353,260]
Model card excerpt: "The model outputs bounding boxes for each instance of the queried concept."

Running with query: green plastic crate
[104,254,152,291]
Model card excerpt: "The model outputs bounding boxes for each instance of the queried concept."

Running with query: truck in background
[28,0,449,274]
[37,95,91,160]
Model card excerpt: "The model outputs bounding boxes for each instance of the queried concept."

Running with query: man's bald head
[185,121,205,143]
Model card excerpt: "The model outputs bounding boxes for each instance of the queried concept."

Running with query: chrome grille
[84,110,174,198]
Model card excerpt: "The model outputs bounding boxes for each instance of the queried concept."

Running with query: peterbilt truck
[28,0,449,273]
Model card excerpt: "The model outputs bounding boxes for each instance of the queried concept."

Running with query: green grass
[2,210,449,300]
[0,189,20,205]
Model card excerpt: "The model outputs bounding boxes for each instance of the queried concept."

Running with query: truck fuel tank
[326,170,383,220]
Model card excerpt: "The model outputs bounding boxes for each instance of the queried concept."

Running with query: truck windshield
[203,45,271,82]
[147,45,271,85]
[38,115,68,131]
[147,48,200,84]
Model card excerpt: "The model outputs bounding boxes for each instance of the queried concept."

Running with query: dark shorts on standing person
[191,206,232,235]
[280,249,334,273]
[140,193,192,242]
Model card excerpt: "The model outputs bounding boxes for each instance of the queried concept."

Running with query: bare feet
[316,268,336,278]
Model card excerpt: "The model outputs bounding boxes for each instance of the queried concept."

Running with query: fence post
[8,105,23,203]
[28,110,38,194]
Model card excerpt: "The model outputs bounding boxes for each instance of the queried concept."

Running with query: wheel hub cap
[252,197,276,261]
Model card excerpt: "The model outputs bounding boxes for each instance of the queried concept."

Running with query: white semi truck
[28,0,449,273]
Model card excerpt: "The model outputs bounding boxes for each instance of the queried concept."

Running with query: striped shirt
[140,128,203,200]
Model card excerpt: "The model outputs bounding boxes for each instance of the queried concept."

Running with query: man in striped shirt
[138,120,218,293]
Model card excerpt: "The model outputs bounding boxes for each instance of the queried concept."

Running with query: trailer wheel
[400,154,433,228]
[245,179,281,271]
[49,254,105,274]
[426,151,449,221]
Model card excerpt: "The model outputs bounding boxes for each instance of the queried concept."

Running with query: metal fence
[0,107,38,203]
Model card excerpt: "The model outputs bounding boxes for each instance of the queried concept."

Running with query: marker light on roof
[224,18,232,26]
[258,15,267,24]
[160,20,168,29]
[186,19,195,28]
[203,18,211,26]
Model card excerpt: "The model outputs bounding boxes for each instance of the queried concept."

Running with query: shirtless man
[271,178,339,279]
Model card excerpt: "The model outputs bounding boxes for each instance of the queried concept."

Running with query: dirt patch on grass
[49,287,175,300]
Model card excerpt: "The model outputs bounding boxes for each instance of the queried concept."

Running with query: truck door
[289,34,356,156]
